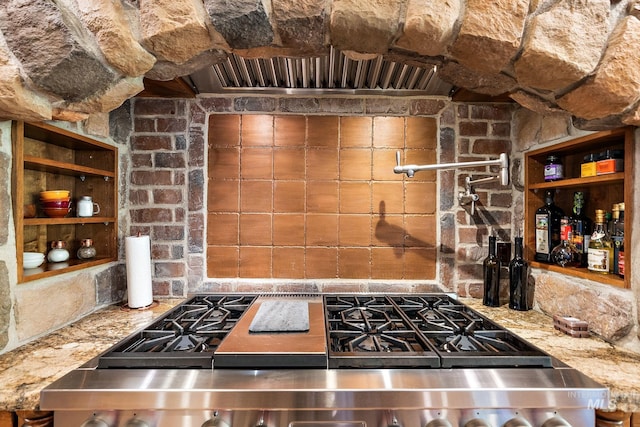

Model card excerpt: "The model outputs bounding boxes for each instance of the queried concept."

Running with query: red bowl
[41,199,71,209]
[43,207,70,218]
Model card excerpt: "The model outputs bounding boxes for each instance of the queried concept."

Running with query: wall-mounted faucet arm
[394,151,509,186]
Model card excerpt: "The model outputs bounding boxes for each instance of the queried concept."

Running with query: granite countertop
[0,299,184,411]
[0,296,639,413]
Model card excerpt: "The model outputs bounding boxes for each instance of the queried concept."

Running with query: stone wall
[1,1,640,129]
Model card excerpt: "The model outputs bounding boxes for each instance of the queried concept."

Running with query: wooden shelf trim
[526,128,628,156]
[21,257,116,283]
[530,261,625,287]
[24,155,115,178]
[527,172,624,190]
[24,121,117,151]
[23,217,116,226]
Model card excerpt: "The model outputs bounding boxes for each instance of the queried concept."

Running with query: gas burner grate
[325,294,553,369]
[98,295,256,368]
[325,295,440,368]
[432,331,521,353]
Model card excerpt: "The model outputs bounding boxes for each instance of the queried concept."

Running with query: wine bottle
[569,191,591,267]
[509,236,530,311]
[618,238,625,279]
[617,203,625,278]
[550,217,580,268]
[612,203,624,275]
[587,209,614,274]
[483,235,500,307]
[534,190,564,263]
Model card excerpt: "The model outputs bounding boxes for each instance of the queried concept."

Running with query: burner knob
[464,420,490,427]
[503,417,532,427]
[201,417,230,427]
[541,416,571,427]
[80,418,110,427]
[124,418,150,427]
[426,420,453,427]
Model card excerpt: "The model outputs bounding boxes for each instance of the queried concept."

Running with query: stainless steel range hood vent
[185,47,454,96]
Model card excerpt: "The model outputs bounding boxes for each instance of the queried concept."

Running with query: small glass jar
[596,149,624,175]
[581,153,597,177]
[544,155,563,181]
[77,238,97,260]
[48,240,70,263]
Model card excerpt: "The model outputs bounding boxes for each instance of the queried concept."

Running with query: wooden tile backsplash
[207,114,437,279]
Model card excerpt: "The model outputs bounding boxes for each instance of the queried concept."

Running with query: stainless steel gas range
[40,294,608,427]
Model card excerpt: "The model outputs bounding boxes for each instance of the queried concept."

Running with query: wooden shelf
[21,257,114,283]
[24,217,117,226]
[528,173,624,190]
[524,127,633,289]
[530,261,625,287]
[24,155,116,179]
[12,121,118,284]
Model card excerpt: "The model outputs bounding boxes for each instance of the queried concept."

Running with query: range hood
[183,47,454,96]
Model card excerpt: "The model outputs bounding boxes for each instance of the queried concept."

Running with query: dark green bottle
[509,237,531,311]
[569,192,591,268]
[483,236,500,307]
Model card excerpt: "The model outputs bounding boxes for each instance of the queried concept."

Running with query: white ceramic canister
[77,196,100,217]
[48,240,70,263]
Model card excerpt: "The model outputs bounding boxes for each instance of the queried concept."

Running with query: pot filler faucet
[394,151,510,215]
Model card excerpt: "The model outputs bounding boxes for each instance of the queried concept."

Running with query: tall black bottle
[483,235,501,307]
[509,237,531,311]
[534,190,564,262]
[569,191,591,268]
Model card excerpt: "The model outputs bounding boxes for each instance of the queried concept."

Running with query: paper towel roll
[125,234,153,308]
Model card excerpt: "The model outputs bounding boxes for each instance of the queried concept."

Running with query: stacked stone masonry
[0,1,640,127]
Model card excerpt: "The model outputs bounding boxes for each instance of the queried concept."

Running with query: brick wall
[125,96,514,297]
[440,104,514,299]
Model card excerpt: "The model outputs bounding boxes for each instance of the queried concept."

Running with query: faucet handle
[396,150,401,167]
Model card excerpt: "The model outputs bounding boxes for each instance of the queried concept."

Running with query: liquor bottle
[615,202,625,278]
[611,204,622,275]
[483,235,500,307]
[569,191,591,267]
[509,236,530,311]
[618,238,625,279]
[534,190,564,263]
[587,209,614,274]
[550,217,580,267]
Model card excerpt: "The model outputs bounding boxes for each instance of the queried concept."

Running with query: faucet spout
[393,150,510,186]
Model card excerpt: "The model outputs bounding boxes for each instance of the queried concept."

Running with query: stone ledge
[533,269,635,343]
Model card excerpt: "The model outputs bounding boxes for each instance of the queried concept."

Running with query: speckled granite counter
[0,297,639,413]
[0,299,184,411]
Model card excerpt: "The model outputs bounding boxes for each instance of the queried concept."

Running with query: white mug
[77,196,100,217]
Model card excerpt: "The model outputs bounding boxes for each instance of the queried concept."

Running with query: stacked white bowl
[23,252,45,269]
